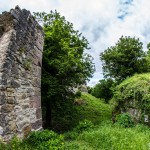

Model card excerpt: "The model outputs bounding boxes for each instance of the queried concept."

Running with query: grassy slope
[75,93,113,125]
[65,93,150,150]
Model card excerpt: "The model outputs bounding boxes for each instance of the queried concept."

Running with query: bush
[91,79,114,103]
[63,120,94,141]
[0,130,64,150]
[113,73,150,125]
[73,119,94,133]
[0,137,32,150]
[115,113,134,128]
[25,130,64,150]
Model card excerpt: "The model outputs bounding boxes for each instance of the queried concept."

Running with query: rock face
[0,6,44,141]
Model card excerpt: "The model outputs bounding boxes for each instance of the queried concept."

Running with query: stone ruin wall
[0,6,44,141]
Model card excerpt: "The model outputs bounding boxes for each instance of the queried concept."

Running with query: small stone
[0,114,6,126]
[11,80,20,88]
[1,104,14,113]
[23,125,31,137]
[31,119,42,130]
[0,95,5,104]
[7,97,15,104]
[8,121,16,131]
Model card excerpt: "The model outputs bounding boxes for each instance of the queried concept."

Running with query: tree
[34,11,95,130]
[100,36,148,82]
[145,42,150,72]
[91,79,114,103]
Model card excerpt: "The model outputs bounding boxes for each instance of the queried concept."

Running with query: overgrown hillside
[1,93,150,150]
[64,93,150,150]
[75,93,113,125]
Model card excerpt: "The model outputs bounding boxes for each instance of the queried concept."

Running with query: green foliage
[25,130,64,150]
[65,122,150,150]
[115,113,134,128]
[113,73,150,124]
[145,43,150,72]
[64,119,94,141]
[0,130,64,150]
[0,137,31,150]
[34,10,94,129]
[91,78,114,103]
[73,119,94,133]
[51,93,112,132]
[100,36,148,82]
[50,98,79,132]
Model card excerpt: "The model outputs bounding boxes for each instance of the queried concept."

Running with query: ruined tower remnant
[0,6,44,141]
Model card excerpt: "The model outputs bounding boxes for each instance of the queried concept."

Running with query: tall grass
[65,122,150,150]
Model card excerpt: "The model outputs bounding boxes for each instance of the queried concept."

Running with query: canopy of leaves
[100,36,148,82]
[35,11,95,97]
[91,79,114,103]
[113,73,150,123]
[34,11,95,130]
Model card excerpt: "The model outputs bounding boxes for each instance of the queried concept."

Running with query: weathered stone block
[23,125,31,137]
[7,97,15,104]
[10,80,20,88]
[1,104,14,113]
[36,108,42,119]
[0,95,5,104]
[31,119,42,130]
[30,96,41,108]
[8,121,16,131]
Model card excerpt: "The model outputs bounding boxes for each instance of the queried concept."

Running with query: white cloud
[1,0,150,86]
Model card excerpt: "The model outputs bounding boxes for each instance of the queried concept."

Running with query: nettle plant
[113,73,150,124]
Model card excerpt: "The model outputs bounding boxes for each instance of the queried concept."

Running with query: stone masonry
[0,6,44,141]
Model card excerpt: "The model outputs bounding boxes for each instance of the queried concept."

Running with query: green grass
[75,93,113,125]
[64,93,150,150]
[64,122,150,150]
[1,93,150,150]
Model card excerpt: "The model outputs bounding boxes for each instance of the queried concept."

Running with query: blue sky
[1,0,150,86]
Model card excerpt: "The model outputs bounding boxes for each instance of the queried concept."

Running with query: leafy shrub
[115,113,134,128]
[25,130,64,150]
[0,130,64,150]
[91,79,114,103]
[0,137,32,150]
[64,131,79,140]
[73,119,94,133]
[113,73,150,124]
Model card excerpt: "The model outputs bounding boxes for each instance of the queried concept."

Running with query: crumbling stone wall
[0,6,44,141]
